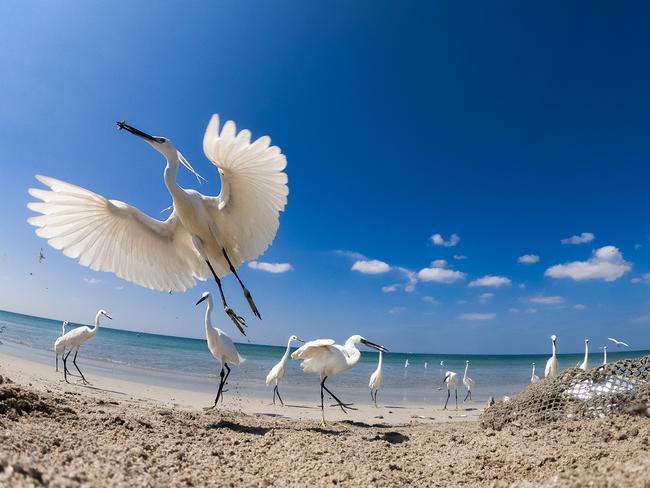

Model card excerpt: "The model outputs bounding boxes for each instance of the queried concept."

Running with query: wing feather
[28,175,208,292]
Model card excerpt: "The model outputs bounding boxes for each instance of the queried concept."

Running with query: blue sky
[0,1,649,353]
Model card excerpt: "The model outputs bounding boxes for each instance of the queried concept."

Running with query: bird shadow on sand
[77,384,128,396]
[207,419,271,436]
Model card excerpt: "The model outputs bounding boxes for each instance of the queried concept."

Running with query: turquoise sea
[0,309,647,406]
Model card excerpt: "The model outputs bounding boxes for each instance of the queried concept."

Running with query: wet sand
[1,352,650,486]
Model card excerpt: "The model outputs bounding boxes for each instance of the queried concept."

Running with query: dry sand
[1,353,650,487]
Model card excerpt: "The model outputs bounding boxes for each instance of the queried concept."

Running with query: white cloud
[431,259,448,268]
[431,233,460,247]
[381,284,398,293]
[545,246,631,282]
[389,306,405,315]
[453,255,468,260]
[518,254,540,264]
[417,266,466,284]
[525,295,565,305]
[396,267,417,292]
[573,304,587,310]
[422,296,440,305]
[83,278,102,285]
[524,308,537,314]
[248,261,293,273]
[334,250,366,260]
[351,259,390,275]
[509,307,520,313]
[468,275,511,288]
[459,312,496,321]
[630,273,650,285]
[561,232,595,245]
[479,292,494,304]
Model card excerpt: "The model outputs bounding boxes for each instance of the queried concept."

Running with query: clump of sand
[1,376,650,487]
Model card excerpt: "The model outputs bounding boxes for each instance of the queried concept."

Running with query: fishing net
[480,355,650,430]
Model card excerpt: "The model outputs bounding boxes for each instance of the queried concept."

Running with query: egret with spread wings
[27,115,288,334]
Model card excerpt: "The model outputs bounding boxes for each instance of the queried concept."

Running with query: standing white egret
[265,335,303,406]
[196,292,244,407]
[608,337,629,348]
[578,338,589,370]
[531,363,540,383]
[54,320,69,372]
[291,335,387,426]
[27,115,288,335]
[545,335,559,378]
[442,371,458,410]
[59,310,112,384]
[462,360,474,402]
[602,346,608,365]
[368,350,383,407]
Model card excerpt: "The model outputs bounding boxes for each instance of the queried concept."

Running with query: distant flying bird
[38,248,45,263]
[545,335,559,378]
[27,115,288,335]
[59,310,112,384]
[266,335,303,406]
[54,320,69,372]
[196,292,244,407]
[462,360,474,402]
[291,335,387,426]
[608,337,629,348]
[368,350,384,407]
[578,339,589,370]
[531,363,540,383]
[442,371,458,410]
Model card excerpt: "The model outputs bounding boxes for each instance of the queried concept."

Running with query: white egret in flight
[577,338,589,370]
[291,335,388,426]
[54,320,69,372]
[608,337,629,348]
[545,335,559,378]
[442,371,458,410]
[530,363,539,383]
[265,334,303,406]
[196,292,244,407]
[59,310,112,384]
[462,360,474,402]
[28,115,288,335]
[368,350,383,407]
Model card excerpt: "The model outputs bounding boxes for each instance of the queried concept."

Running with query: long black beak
[104,314,113,320]
[195,295,209,306]
[361,339,388,353]
[443,375,449,383]
[297,338,305,343]
[117,120,158,143]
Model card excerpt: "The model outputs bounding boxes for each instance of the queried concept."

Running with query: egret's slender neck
[343,337,362,367]
[377,351,383,369]
[603,348,607,365]
[280,338,294,364]
[62,322,66,335]
[91,312,102,335]
[532,364,536,377]
[163,153,184,200]
[464,362,469,379]
[204,296,214,333]
[583,342,589,362]
[551,340,556,358]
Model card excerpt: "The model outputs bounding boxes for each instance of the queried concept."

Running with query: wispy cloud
[83,278,102,285]
[422,296,440,305]
[453,254,468,260]
[479,292,494,304]
[518,254,539,264]
[381,284,398,293]
[431,233,460,247]
[389,306,406,315]
[468,275,511,288]
[630,273,650,284]
[524,295,565,305]
[459,312,496,321]
[561,232,595,245]
[351,259,391,275]
[417,260,465,284]
[573,304,587,310]
[334,249,367,260]
[545,246,631,282]
[248,261,293,273]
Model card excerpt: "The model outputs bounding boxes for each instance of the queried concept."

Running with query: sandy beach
[2,350,650,487]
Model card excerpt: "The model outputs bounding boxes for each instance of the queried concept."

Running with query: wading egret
[531,363,539,383]
[608,337,629,348]
[368,350,383,407]
[28,115,288,335]
[545,335,559,378]
[462,360,474,402]
[59,310,111,384]
[578,339,589,370]
[196,292,244,407]
[442,371,458,410]
[265,335,303,406]
[291,335,387,426]
[54,320,69,372]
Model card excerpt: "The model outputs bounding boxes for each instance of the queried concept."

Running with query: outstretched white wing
[291,339,336,360]
[202,114,288,267]
[28,175,207,292]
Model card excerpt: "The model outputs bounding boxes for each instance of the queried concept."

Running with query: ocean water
[0,309,647,406]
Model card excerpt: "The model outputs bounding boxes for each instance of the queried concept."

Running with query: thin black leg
[455,388,458,410]
[322,380,357,412]
[469,390,472,401]
[72,349,89,384]
[220,363,231,403]
[212,366,226,407]
[275,386,284,406]
[464,390,470,402]
[63,350,72,383]
[56,352,59,372]
[222,248,261,320]
[205,259,246,335]
[320,377,326,425]
[444,389,450,409]
[272,385,277,405]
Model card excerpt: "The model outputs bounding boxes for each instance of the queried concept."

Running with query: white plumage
[368,351,383,407]
[196,292,244,408]
[54,320,69,372]
[28,115,288,334]
[545,334,559,378]
[531,363,540,383]
[608,337,629,348]
[266,335,300,406]
[578,338,589,370]
[442,370,458,410]
[462,360,474,402]
[292,335,387,425]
